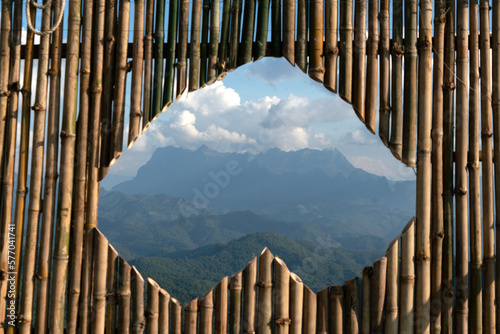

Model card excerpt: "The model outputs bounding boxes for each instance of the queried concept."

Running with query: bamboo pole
[389,0,403,159]
[142,0,154,131]
[370,257,387,334]
[146,278,160,334]
[415,0,433,332]
[295,0,307,72]
[494,0,500,329]
[176,0,189,98]
[229,0,242,70]
[243,257,257,334]
[364,0,379,134]
[378,0,390,144]
[330,286,344,334]
[469,0,482,332]
[345,278,359,334]
[171,298,182,334]
[308,0,324,83]
[128,0,145,147]
[352,0,366,122]
[361,267,372,334]
[91,230,109,334]
[384,237,399,334]
[106,245,119,334]
[185,298,199,333]
[480,0,495,331]
[117,258,132,334]
[159,289,170,334]
[189,0,202,92]
[270,0,281,57]
[207,0,220,83]
[200,0,209,86]
[324,0,338,93]
[289,273,303,334]
[132,266,146,333]
[255,0,270,60]
[163,0,178,106]
[218,0,231,78]
[400,219,415,334]
[402,0,418,167]
[151,0,167,118]
[200,289,214,334]
[216,276,229,333]
[282,0,295,65]
[317,287,329,334]
[239,0,255,66]
[456,0,469,330]
[338,0,352,102]
[274,257,290,334]
[303,287,317,333]
[230,272,243,334]
[17,1,51,333]
[257,247,274,334]
[441,0,455,331]
[109,0,131,164]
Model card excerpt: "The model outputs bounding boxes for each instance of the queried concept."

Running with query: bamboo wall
[0,0,497,332]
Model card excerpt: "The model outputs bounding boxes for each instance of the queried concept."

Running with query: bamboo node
[416,252,430,262]
[60,131,77,139]
[456,187,468,196]
[107,35,115,43]
[9,82,20,92]
[35,272,49,280]
[32,102,45,112]
[132,109,143,117]
[116,291,131,297]
[69,289,80,295]
[275,318,292,326]
[392,43,405,56]
[126,61,133,72]
[257,281,273,288]
[0,270,8,280]
[0,89,9,97]
[325,46,339,56]
[218,60,227,69]
[434,230,444,239]
[48,68,57,76]
[93,85,102,94]
[481,130,493,138]
[16,188,28,197]
[81,68,91,74]
[446,80,456,90]
[400,275,415,281]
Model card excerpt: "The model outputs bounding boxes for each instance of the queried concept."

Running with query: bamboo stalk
[159,289,170,333]
[230,272,243,334]
[207,0,220,83]
[229,0,242,70]
[324,0,338,93]
[282,0,295,65]
[274,257,290,334]
[295,0,307,72]
[189,0,202,92]
[415,0,433,332]
[239,0,255,66]
[400,218,415,334]
[303,287,317,333]
[142,0,154,131]
[361,267,372,334]
[17,0,51,333]
[402,0,418,167]
[185,298,199,333]
[117,258,132,334]
[370,257,387,334]
[317,287,329,333]
[170,298,182,334]
[254,0,270,60]
[128,0,145,147]
[146,278,160,334]
[270,0,281,57]
[163,0,178,106]
[200,0,209,86]
[364,0,379,133]
[218,0,231,78]
[91,230,109,334]
[289,273,303,334]
[378,0,390,144]
[106,245,119,334]
[330,286,344,334]
[308,0,324,83]
[441,0,455,331]
[338,0,352,102]
[200,289,214,334]
[109,0,131,165]
[389,0,403,159]
[494,0,500,329]
[99,0,118,178]
[176,0,189,98]
[456,0,469,330]
[151,0,167,122]
[345,278,359,334]
[480,0,495,331]
[132,266,145,333]
[243,257,257,334]
[216,276,229,333]
[351,0,366,122]
[384,237,399,334]
[257,247,274,334]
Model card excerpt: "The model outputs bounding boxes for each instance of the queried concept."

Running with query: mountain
[131,231,384,304]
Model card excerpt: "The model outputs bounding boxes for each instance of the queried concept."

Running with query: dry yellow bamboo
[303,287,317,332]
[159,289,170,333]
[289,273,303,334]
[282,0,295,65]
[230,272,243,334]
[185,298,199,334]
[361,267,372,334]
[258,247,274,333]
[352,0,367,121]
[146,278,160,334]
[330,286,344,334]
[274,257,290,334]
[91,230,109,334]
[324,0,338,93]
[188,0,202,92]
[370,257,387,334]
[243,257,257,333]
[295,0,307,72]
[384,237,399,334]
[389,0,403,159]
[338,0,352,103]
[142,0,155,131]
[171,298,182,334]
[364,0,379,134]
[177,0,190,98]
[308,0,324,83]
[207,0,220,83]
[118,258,132,334]
[317,287,329,333]
[0,0,12,191]
[494,0,500,328]
[106,245,119,334]
[378,0,390,145]
[132,266,145,333]
[200,290,214,334]
[400,219,415,334]
[345,278,359,334]
[216,276,229,333]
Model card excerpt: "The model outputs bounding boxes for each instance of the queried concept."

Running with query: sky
[108,57,416,184]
